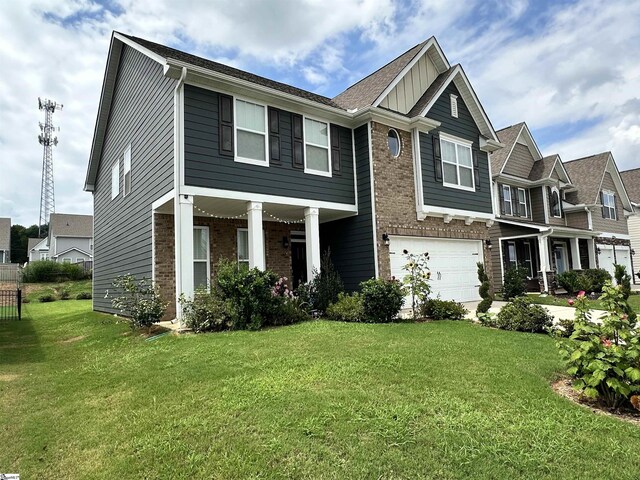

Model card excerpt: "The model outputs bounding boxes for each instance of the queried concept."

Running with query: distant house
[0,217,10,263]
[621,168,640,283]
[27,237,49,262]
[47,213,93,263]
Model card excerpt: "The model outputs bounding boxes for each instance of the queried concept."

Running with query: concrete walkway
[463,298,607,324]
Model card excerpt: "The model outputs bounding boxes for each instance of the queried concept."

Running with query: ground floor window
[237,228,266,268]
[193,226,210,289]
[62,258,72,264]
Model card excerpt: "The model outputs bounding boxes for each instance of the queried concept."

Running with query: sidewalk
[464,300,607,324]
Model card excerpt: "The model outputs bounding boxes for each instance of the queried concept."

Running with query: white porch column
[587,239,597,269]
[538,235,550,292]
[175,194,194,320]
[304,207,321,279]
[570,237,582,270]
[247,201,265,270]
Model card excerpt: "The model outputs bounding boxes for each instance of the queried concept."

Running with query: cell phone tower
[38,97,63,236]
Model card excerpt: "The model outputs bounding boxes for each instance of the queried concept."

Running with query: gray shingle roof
[491,123,524,175]
[27,237,47,251]
[406,65,458,117]
[528,155,558,181]
[120,33,341,109]
[0,218,10,250]
[563,153,611,205]
[49,213,93,238]
[332,40,430,111]
[621,168,640,204]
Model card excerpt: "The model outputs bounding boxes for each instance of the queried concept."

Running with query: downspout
[539,228,554,293]
[173,67,187,322]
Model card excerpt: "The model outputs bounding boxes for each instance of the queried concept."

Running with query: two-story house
[27,237,49,262]
[46,213,94,264]
[0,217,10,263]
[85,32,502,319]
[621,168,639,283]
[564,154,634,280]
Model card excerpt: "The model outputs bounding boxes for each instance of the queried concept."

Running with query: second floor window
[502,185,512,215]
[235,99,267,165]
[517,188,528,217]
[550,189,561,217]
[123,144,131,196]
[304,118,330,175]
[441,136,474,190]
[602,191,616,219]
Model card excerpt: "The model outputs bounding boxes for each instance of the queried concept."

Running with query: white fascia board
[421,205,495,221]
[496,218,547,231]
[480,137,504,153]
[498,124,525,175]
[352,106,440,132]
[114,32,167,66]
[605,154,635,211]
[597,232,630,240]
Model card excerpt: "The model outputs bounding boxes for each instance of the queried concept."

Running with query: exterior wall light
[282,236,289,248]
[485,239,492,249]
[382,233,390,245]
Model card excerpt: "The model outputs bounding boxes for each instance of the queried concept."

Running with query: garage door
[389,236,483,303]
[597,245,633,283]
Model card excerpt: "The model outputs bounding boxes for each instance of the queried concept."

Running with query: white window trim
[76,258,84,264]
[602,190,616,220]
[551,187,561,218]
[440,132,474,192]
[502,185,513,216]
[193,226,211,289]
[303,115,332,178]
[111,162,119,200]
[387,128,401,158]
[233,97,269,167]
[62,258,72,264]
[237,228,266,267]
[517,187,528,217]
[123,144,131,197]
[450,94,458,118]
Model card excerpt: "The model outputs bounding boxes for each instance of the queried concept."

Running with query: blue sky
[1,0,639,226]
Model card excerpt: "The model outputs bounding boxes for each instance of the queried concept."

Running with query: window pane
[443,162,457,184]
[238,230,248,261]
[237,130,265,161]
[441,139,456,163]
[518,189,526,203]
[194,262,208,289]
[503,186,511,201]
[460,167,473,188]
[306,145,329,172]
[457,144,472,167]
[236,100,265,132]
[193,228,208,260]
[387,130,400,156]
[305,118,328,146]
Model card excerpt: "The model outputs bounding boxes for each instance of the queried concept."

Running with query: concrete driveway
[464,299,607,324]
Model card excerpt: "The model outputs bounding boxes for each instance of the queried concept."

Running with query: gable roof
[528,155,559,181]
[621,168,640,205]
[49,214,93,240]
[406,66,458,117]
[491,123,525,174]
[0,218,10,250]
[27,237,48,252]
[52,246,92,259]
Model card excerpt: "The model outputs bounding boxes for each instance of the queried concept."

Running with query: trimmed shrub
[549,318,575,338]
[326,293,365,323]
[360,278,404,323]
[58,289,71,300]
[180,289,237,333]
[272,298,311,326]
[614,264,632,300]
[111,274,167,331]
[557,270,592,295]
[23,260,89,283]
[421,298,468,320]
[494,297,552,333]
[76,292,92,300]
[583,268,612,293]
[38,294,55,303]
[502,266,528,300]
[476,262,493,314]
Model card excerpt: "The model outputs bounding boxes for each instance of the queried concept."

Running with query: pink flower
[567,299,575,306]
[602,338,612,348]
[577,291,586,298]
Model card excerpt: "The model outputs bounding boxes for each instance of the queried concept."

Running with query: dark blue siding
[320,124,376,291]
[420,83,493,214]
[184,85,355,205]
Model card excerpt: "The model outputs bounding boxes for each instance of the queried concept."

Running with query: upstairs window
[602,191,617,220]
[123,144,131,196]
[517,188,528,217]
[111,162,119,200]
[550,188,561,217]
[502,185,513,215]
[441,135,474,191]
[304,117,330,176]
[450,94,458,118]
[235,99,267,166]
[387,129,401,157]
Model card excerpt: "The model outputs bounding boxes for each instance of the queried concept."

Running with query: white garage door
[597,245,633,283]
[389,236,483,303]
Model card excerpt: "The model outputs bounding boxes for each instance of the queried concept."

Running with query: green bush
[494,297,552,333]
[111,274,167,331]
[271,298,311,326]
[421,298,468,320]
[614,264,632,300]
[476,262,493,314]
[502,266,528,300]
[583,268,611,293]
[76,292,92,300]
[23,260,89,283]
[557,270,592,295]
[180,289,237,333]
[326,293,365,322]
[38,294,56,303]
[58,289,71,300]
[548,318,575,338]
[304,250,344,314]
[360,278,404,323]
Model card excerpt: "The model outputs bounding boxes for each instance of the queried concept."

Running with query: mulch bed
[553,378,640,425]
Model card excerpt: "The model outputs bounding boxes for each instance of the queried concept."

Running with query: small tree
[111,274,167,332]
[614,264,632,300]
[306,249,344,314]
[401,249,431,320]
[502,266,528,300]
[476,262,493,314]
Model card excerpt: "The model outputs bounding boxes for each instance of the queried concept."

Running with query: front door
[291,242,307,288]
[554,244,568,274]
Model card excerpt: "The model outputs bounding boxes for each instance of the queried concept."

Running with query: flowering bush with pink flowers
[557,282,640,409]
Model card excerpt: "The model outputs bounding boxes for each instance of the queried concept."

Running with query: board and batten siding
[591,172,629,235]
[379,54,438,114]
[320,124,375,291]
[183,85,355,206]
[93,45,176,313]
[502,143,536,179]
[629,214,640,280]
[419,83,493,214]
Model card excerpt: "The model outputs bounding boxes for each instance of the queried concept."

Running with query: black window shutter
[498,184,505,215]
[600,191,606,218]
[268,107,280,165]
[547,187,553,216]
[330,124,341,175]
[432,134,442,182]
[473,149,480,191]
[613,194,617,220]
[292,113,304,169]
[514,189,521,217]
[219,94,233,156]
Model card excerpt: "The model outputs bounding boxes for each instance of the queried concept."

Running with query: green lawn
[526,292,640,312]
[2,301,640,479]
[23,279,92,302]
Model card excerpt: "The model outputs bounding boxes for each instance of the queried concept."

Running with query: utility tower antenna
[38,97,63,237]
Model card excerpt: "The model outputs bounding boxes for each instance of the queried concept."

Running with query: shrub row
[557,268,611,294]
[325,278,404,323]
[23,260,91,283]
[37,291,92,303]
[479,297,552,333]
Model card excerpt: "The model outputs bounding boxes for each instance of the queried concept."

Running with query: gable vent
[450,94,458,118]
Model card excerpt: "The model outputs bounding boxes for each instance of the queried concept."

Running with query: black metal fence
[0,289,22,321]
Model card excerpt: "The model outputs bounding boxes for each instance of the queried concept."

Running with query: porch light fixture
[485,239,492,249]
[596,247,601,255]
[282,236,289,249]
[632,249,636,256]
[382,233,390,245]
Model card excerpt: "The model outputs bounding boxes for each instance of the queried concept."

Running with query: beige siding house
[0,217,10,263]
[621,168,640,283]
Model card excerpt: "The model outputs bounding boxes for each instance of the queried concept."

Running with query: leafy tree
[10,223,46,264]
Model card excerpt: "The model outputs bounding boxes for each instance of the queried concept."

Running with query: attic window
[387,129,401,157]
[450,94,458,118]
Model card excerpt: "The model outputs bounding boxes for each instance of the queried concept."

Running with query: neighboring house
[621,168,640,283]
[564,153,634,282]
[0,217,10,263]
[27,237,49,262]
[488,122,599,292]
[85,32,502,319]
[47,213,93,263]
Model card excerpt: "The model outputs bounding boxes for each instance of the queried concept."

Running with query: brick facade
[370,121,493,283]
[154,213,297,319]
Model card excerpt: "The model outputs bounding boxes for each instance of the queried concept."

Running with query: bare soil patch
[59,335,87,344]
[0,373,20,382]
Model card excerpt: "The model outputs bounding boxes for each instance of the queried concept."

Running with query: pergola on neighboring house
[0,217,11,263]
[45,213,94,264]
[621,167,640,283]
[27,237,49,262]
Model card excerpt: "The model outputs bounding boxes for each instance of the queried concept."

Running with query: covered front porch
[152,192,356,319]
